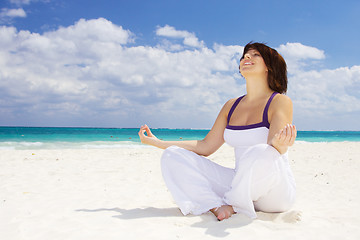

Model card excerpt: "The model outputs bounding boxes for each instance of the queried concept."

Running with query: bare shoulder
[219,97,239,118]
[226,97,239,107]
[271,93,293,109]
[223,97,238,111]
[268,94,293,123]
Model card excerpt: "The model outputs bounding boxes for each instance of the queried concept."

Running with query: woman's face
[239,48,268,77]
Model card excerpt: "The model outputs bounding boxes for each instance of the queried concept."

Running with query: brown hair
[241,42,288,93]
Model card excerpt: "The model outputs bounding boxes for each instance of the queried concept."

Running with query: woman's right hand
[138,124,160,146]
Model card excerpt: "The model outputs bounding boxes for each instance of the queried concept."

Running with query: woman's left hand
[270,124,297,153]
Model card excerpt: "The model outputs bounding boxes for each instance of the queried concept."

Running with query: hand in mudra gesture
[271,124,297,151]
[138,124,159,146]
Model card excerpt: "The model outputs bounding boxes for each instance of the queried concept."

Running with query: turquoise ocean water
[0,126,359,150]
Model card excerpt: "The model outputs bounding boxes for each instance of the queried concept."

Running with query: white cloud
[0,8,26,18]
[278,42,325,60]
[290,66,360,108]
[0,19,359,130]
[50,18,134,44]
[156,25,205,48]
[0,20,242,128]
[10,0,31,5]
[286,65,360,130]
[277,42,326,73]
[10,0,47,6]
[1,0,51,23]
[156,25,188,38]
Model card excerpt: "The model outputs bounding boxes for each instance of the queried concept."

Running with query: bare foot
[210,205,235,221]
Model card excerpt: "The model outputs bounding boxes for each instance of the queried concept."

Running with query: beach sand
[1,142,360,240]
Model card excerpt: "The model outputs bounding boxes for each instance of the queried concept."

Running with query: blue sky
[1,0,360,130]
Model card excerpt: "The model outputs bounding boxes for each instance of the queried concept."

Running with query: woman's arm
[138,99,235,156]
[267,94,297,154]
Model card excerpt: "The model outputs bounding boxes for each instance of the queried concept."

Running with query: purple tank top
[226,92,279,130]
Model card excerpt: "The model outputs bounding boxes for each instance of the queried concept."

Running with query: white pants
[161,144,296,218]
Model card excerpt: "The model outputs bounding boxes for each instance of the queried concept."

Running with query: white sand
[1,142,360,240]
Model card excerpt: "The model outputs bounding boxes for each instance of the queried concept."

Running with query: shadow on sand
[77,207,183,219]
[76,207,254,237]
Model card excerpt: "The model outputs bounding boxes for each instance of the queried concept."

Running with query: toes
[211,205,235,221]
[216,207,233,221]
[217,212,227,221]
